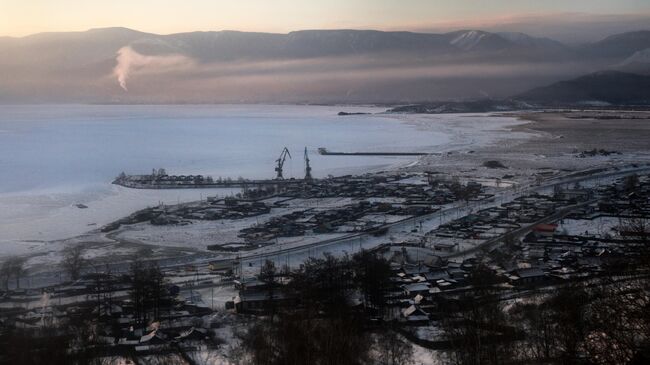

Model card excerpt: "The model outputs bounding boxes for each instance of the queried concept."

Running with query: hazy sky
[2,0,650,38]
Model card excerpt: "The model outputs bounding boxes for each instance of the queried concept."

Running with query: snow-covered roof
[140,330,157,343]
[414,294,424,304]
[403,283,430,293]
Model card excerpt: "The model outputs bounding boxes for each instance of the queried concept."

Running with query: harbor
[113,147,313,189]
[113,146,431,189]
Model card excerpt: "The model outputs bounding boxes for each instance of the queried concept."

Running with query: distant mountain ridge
[516,70,650,105]
[583,30,650,59]
[391,70,650,114]
[388,99,533,114]
[0,27,597,62]
[1,27,650,103]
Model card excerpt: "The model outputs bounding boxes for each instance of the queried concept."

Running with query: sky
[2,0,650,39]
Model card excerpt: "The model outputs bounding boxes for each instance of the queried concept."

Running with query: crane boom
[304,147,313,181]
[274,147,291,179]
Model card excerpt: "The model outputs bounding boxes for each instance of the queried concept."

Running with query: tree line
[238,251,415,365]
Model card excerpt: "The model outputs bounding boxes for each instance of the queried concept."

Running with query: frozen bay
[0,104,450,245]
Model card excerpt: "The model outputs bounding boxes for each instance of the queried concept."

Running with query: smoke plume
[112,46,193,91]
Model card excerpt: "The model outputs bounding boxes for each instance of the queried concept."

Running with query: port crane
[304,147,313,181]
[275,147,291,180]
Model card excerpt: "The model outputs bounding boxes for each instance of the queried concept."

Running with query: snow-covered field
[389,112,533,155]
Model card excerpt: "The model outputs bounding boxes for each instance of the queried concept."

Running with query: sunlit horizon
[2,0,650,41]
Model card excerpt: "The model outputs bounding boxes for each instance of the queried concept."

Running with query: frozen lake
[0,104,448,193]
[0,104,450,245]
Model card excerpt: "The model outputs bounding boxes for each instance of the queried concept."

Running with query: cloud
[104,41,602,102]
[106,51,592,102]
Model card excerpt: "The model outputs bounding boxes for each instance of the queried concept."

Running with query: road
[445,198,598,260]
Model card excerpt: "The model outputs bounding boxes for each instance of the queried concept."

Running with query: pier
[317,147,436,156]
[112,176,306,189]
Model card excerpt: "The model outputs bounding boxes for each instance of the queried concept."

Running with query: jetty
[112,171,304,189]
[317,147,435,156]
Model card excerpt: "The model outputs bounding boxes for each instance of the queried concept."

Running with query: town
[2,161,650,364]
[4,2,650,363]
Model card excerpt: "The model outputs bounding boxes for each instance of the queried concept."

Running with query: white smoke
[113,46,194,91]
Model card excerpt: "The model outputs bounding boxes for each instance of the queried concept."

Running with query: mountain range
[516,71,650,106]
[1,27,649,104]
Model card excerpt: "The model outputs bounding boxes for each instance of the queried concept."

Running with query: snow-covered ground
[0,186,239,245]
[111,205,304,249]
[387,112,534,156]
[557,216,622,237]
[1,105,536,266]
[0,104,451,248]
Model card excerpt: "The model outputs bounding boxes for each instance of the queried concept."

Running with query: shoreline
[0,111,531,269]
[11,109,650,273]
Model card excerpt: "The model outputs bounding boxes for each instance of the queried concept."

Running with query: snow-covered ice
[0,104,532,261]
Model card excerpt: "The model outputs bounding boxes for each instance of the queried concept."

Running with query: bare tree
[509,297,558,362]
[545,285,590,364]
[580,275,650,365]
[619,218,649,241]
[353,250,392,314]
[624,173,640,193]
[259,259,278,316]
[376,326,415,365]
[1,256,26,290]
[241,254,385,365]
[0,260,11,290]
[619,217,650,268]
[61,245,86,281]
[439,264,514,365]
[129,260,170,325]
